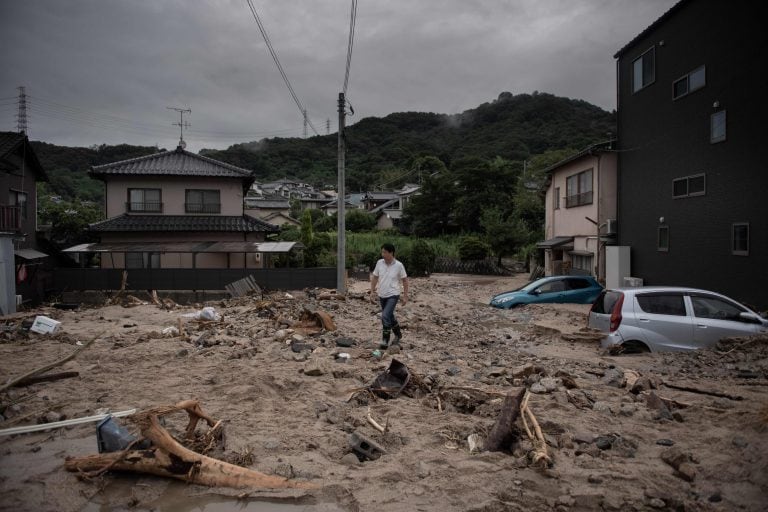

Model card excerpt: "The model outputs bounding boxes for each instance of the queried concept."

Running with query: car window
[536,280,566,293]
[690,295,745,320]
[591,291,622,314]
[567,278,592,290]
[636,294,686,316]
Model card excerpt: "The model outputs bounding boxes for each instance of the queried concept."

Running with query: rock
[530,382,548,394]
[732,436,748,448]
[511,363,544,378]
[175,348,189,357]
[629,376,652,394]
[587,474,603,484]
[335,337,355,347]
[602,368,626,388]
[572,494,603,510]
[660,446,690,470]
[556,495,575,507]
[262,438,281,450]
[303,360,327,376]
[619,403,636,417]
[656,439,675,446]
[539,377,562,392]
[290,333,305,342]
[677,462,696,482]
[43,411,64,423]
[274,463,295,478]
[417,461,431,478]
[647,497,666,509]
[646,391,673,421]
[601,495,624,511]
[572,432,595,444]
[672,411,684,422]
[340,453,361,466]
[446,366,461,376]
[592,401,613,414]
[595,435,614,450]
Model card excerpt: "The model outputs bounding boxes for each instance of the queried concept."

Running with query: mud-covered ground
[1,273,766,511]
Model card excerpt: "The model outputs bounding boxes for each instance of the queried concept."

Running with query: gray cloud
[0,0,676,152]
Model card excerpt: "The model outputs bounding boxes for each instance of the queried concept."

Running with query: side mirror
[739,312,763,324]
[529,289,541,295]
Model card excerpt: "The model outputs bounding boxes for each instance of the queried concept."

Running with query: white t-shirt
[373,259,407,298]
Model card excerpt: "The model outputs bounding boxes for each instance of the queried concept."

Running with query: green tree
[402,170,458,236]
[480,206,528,265]
[458,235,491,261]
[451,156,519,232]
[38,197,102,246]
[345,209,376,232]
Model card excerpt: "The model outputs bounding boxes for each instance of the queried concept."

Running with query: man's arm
[401,277,409,304]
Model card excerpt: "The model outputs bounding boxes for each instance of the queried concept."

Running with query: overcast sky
[0,0,676,153]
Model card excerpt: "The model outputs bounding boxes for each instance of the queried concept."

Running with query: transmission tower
[326,118,330,135]
[167,106,191,148]
[303,109,308,138]
[16,86,27,134]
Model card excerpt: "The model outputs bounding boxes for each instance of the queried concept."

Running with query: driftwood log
[65,399,317,490]
[484,387,526,451]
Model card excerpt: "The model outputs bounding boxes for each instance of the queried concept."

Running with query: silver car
[588,287,768,352]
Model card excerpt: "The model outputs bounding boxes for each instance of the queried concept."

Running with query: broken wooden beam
[484,387,526,452]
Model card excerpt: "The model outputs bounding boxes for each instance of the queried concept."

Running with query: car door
[688,293,761,348]
[633,292,693,351]
[565,278,599,303]
[531,278,567,304]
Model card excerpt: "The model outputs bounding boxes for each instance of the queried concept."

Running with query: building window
[9,190,28,220]
[658,226,669,252]
[632,47,655,93]
[128,188,162,212]
[554,187,560,210]
[565,169,593,208]
[732,223,749,256]
[571,254,593,274]
[672,66,705,99]
[185,189,221,213]
[711,110,726,143]
[672,173,706,198]
[125,252,160,269]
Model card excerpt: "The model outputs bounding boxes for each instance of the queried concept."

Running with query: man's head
[381,243,395,262]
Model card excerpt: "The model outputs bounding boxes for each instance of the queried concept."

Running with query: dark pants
[379,295,401,342]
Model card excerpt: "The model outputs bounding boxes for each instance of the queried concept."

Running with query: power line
[244,0,319,136]
[343,0,358,95]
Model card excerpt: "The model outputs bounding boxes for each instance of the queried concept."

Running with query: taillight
[609,293,624,332]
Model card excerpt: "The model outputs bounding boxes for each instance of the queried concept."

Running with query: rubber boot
[391,323,402,345]
[379,328,391,349]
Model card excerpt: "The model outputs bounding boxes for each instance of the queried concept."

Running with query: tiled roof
[90,146,254,179]
[89,214,279,233]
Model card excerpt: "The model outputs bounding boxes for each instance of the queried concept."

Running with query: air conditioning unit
[605,219,618,236]
[623,277,644,287]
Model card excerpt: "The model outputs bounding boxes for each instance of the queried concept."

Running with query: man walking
[370,243,409,349]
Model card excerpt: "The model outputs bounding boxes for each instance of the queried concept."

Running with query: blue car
[490,275,603,309]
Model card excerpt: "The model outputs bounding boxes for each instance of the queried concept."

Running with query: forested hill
[32,91,614,200]
[202,91,614,191]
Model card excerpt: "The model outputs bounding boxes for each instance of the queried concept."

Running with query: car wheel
[621,340,651,354]
[505,303,518,310]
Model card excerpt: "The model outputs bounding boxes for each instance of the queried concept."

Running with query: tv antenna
[167,106,191,148]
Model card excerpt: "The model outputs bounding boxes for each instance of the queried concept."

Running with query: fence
[432,257,513,276]
[53,267,336,293]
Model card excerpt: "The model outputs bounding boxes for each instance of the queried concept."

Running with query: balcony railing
[565,191,593,208]
[126,201,163,213]
[0,205,21,231]
[185,203,221,214]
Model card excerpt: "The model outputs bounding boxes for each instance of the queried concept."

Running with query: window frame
[125,252,160,269]
[672,65,706,100]
[553,187,560,210]
[9,189,28,221]
[711,110,726,143]
[185,189,221,214]
[565,168,593,208]
[636,292,687,316]
[632,46,656,93]
[127,188,162,213]
[732,223,749,256]
[672,173,706,199]
[657,225,669,252]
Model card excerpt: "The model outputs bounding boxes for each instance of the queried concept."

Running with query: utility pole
[336,93,346,294]
[167,106,191,148]
[16,86,27,134]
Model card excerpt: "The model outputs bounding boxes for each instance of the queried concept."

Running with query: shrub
[408,239,436,276]
[458,235,491,261]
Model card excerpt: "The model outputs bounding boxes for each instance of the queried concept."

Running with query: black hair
[381,243,395,254]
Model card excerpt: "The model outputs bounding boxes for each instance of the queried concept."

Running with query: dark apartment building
[614,0,768,310]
